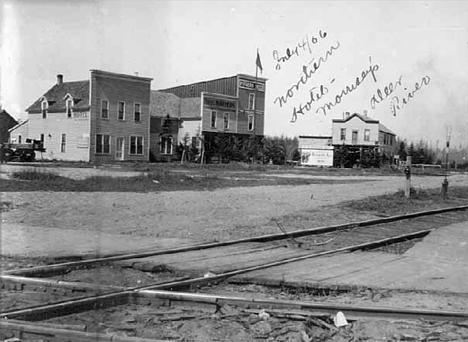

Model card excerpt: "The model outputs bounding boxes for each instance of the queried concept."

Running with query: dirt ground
[1,166,468,341]
[2,169,468,256]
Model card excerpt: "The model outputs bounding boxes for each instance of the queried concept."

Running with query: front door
[352,130,358,144]
[115,137,124,161]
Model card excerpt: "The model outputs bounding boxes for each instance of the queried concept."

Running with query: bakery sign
[239,79,265,92]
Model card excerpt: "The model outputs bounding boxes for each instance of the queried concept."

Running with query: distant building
[298,136,333,166]
[151,74,267,162]
[332,111,397,167]
[0,109,18,144]
[15,70,152,162]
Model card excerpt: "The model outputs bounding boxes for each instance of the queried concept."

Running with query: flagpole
[253,48,259,163]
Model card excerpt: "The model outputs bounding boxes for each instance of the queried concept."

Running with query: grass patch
[11,168,61,181]
[1,167,364,192]
[341,186,468,216]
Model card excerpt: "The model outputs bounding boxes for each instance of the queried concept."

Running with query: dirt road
[2,172,467,257]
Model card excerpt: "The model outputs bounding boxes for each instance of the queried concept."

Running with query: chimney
[345,111,350,119]
[57,74,63,85]
[363,109,368,118]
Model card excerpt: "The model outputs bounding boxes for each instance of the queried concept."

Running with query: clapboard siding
[89,71,152,163]
[27,111,90,161]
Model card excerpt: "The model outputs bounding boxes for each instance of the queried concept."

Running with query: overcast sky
[1,0,467,147]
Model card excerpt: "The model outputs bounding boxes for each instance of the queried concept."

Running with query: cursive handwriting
[274,41,341,108]
[390,76,431,116]
[272,30,328,70]
[291,84,330,122]
[314,57,380,117]
[369,75,403,109]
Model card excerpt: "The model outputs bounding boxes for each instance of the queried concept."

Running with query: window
[223,113,229,129]
[130,136,143,155]
[211,111,217,128]
[248,93,255,110]
[248,114,254,131]
[364,129,370,141]
[352,130,358,144]
[66,99,73,118]
[61,134,66,153]
[340,128,346,141]
[101,100,109,119]
[40,134,44,143]
[191,136,197,148]
[118,101,125,120]
[160,136,173,155]
[96,134,110,154]
[41,100,48,119]
[134,103,141,122]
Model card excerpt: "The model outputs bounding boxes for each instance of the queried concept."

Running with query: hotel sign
[73,112,89,119]
[239,79,265,92]
[204,98,236,110]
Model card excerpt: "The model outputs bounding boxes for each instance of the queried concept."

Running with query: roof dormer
[40,97,48,119]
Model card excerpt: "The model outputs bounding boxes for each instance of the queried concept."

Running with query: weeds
[11,168,61,181]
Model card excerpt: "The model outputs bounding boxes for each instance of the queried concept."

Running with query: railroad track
[2,205,468,341]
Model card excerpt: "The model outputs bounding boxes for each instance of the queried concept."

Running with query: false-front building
[150,74,267,162]
[21,70,152,162]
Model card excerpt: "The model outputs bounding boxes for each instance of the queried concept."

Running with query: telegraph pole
[441,127,451,200]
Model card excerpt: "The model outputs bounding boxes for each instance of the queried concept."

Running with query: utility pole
[442,126,451,200]
[404,155,412,198]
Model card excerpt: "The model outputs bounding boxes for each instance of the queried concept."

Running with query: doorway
[115,137,124,161]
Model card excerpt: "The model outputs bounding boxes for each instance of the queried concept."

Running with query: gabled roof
[332,112,379,124]
[379,123,396,136]
[150,90,201,119]
[26,81,90,113]
[8,119,28,133]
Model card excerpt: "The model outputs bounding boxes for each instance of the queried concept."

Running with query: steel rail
[0,319,172,342]
[2,227,466,340]
[5,205,467,277]
[136,289,468,322]
[137,229,433,291]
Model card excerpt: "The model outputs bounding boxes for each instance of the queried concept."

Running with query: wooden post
[405,156,412,198]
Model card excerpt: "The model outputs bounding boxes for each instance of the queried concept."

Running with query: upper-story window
[364,129,370,141]
[211,111,217,128]
[223,113,229,130]
[340,128,346,141]
[118,101,125,120]
[248,93,255,110]
[41,100,48,119]
[248,114,254,131]
[101,100,109,119]
[134,103,141,122]
[66,99,73,118]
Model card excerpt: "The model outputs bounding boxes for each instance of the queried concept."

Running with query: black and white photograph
[1,0,468,341]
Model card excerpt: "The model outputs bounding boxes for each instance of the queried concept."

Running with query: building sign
[300,148,334,166]
[204,98,236,110]
[239,79,265,92]
[73,112,89,120]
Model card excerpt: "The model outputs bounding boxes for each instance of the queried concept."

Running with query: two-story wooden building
[151,74,267,162]
[332,111,396,167]
[19,70,152,162]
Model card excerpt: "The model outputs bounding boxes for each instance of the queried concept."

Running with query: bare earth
[1,169,468,257]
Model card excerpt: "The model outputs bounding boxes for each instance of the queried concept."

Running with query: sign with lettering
[204,98,236,110]
[73,112,89,119]
[300,148,333,166]
[239,79,265,92]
